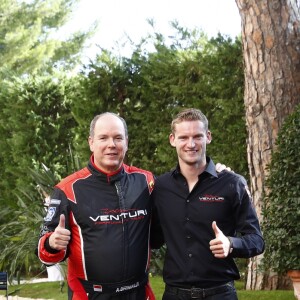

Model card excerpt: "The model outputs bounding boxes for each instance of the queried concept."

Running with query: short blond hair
[171,108,208,134]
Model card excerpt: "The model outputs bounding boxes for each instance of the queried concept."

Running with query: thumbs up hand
[209,221,231,258]
[49,214,71,251]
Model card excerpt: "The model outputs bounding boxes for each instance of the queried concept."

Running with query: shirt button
[186,235,191,239]
[186,199,190,203]
[186,217,190,221]
[188,253,193,258]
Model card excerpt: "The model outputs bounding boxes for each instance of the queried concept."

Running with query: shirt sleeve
[36,187,70,265]
[229,176,265,258]
[150,197,165,249]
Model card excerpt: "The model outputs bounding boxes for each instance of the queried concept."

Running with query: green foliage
[0,160,79,281]
[0,0,95,77]
[0,189,45,281]
[0,75,78,205]
[262,104,300,273]
[73,27,246,176]
[0,164,55,280]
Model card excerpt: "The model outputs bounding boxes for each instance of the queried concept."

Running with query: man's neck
[179,161,207,192]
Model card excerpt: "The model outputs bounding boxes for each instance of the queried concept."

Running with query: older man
[37,113,158,300]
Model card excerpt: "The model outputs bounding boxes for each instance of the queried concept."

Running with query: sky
[63,0,241,60]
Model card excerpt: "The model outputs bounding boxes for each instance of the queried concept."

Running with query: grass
[0,276,295,299]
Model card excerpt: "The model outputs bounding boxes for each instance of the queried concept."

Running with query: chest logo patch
[44,207,56,221]
[199,194,224,202]
[90,208,148,224]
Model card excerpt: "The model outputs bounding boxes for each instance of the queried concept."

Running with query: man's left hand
[215,163,233,173]
[209,221,231,258]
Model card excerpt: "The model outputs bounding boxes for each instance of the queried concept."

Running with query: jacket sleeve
[36,187,70,265]
[229,176,265,258]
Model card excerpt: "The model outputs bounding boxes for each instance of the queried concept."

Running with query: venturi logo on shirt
[90,208,148,224]
[199,194,224,202]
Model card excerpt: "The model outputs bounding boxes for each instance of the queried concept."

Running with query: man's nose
[187,138,195,147]
[107,138,116,147]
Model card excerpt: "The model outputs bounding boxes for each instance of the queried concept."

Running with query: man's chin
[107,164,121,171]
[184,158,203,166]
[102,162,122,173]
[186,161,198,166]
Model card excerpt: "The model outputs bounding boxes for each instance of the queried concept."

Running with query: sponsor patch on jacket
[93,285,103,292]
[50,199,61,205]
[149,180,154,192]
[115,281,139,293]
[44,207,56,221]
[90,209,147,224]
[199,194,224,202]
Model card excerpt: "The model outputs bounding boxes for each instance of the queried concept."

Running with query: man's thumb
[58,214,66,228]
[212,221,221,237]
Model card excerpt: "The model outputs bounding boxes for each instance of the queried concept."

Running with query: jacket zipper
[115,181,128,279]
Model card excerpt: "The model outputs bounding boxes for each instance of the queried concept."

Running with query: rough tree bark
[235,0,300,290]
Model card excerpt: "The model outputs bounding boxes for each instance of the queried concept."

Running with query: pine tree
[0,0,95,77]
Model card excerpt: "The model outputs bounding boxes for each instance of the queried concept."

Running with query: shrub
[262,104,300,273]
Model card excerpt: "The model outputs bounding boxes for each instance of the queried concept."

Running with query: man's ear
[88,136,94,152]
[206,130,212,144]
[169,133,176,147]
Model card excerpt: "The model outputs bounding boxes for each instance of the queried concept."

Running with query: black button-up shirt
[152,157,264,288]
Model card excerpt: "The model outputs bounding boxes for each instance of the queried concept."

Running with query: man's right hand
[49,214,71,250]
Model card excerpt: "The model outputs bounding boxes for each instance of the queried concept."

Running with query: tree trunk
[235,0,300,290]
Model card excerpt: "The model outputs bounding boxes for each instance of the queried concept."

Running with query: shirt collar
[172,156,218,178]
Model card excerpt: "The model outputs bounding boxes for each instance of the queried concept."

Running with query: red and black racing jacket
[37,155,155,296]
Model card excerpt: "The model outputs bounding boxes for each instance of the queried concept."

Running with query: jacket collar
[88,154,124,183]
